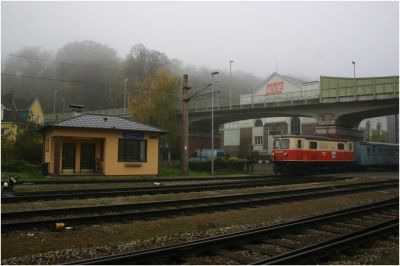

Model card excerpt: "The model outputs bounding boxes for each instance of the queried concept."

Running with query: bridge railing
[320,76,399,103]
[188,89,321,112]
[240,89,320,105]
[188,76,399,113]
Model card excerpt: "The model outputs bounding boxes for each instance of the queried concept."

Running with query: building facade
[222,73,318,158]
[41,114,166,176]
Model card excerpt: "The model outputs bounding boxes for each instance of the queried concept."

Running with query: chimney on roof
[69,104,84,116]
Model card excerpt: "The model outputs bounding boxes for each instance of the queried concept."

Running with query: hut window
[118,139,147,162]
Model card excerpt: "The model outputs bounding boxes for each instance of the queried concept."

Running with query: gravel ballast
[2,188,398,265]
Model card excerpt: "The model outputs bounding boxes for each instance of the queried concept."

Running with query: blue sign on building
[123,131,144,139]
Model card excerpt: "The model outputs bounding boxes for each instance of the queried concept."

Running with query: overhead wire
[1,73,141,91]
[2,53,231,99]
[1,53,124,74]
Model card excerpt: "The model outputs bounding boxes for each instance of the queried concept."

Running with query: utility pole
[352,61,356,100]
[211,71,219,174]
[181,74,190,176]
[124,79,128,114]
[53,90,58,115]
[229,60,234,109]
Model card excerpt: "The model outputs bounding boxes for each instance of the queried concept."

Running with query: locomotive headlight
[272,152,275,157]
[283,152,288,157]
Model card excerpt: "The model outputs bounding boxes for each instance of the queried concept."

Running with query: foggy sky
[1,1,399,80]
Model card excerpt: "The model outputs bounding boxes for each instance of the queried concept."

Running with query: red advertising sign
[266,81,284,95]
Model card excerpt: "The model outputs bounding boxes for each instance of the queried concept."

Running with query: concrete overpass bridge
[188,75,399,139]
[188,97,398,129]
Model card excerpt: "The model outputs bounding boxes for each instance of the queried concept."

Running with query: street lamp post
[127,92,130,113]
[124,79,128,114]
[229,60,234,109]
[53,90,58,115]
[211,71,219,174]
[61,98,66,113]
[352,61,356,100]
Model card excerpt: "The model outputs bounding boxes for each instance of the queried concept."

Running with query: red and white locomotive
[271,135,355,174]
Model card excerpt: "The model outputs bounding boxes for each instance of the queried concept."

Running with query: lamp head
[211,71,219,75]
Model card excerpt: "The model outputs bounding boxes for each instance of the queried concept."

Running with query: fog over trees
[1,41,264,113]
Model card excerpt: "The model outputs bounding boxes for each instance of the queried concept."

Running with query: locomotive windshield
[273,139,290,149]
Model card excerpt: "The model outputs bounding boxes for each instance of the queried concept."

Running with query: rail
[66,198,398,265]
[2,180,397,231]
[1,175,357,203]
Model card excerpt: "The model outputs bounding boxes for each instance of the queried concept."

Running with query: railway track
[2,180,397,231]
[18,175,270,185]
[66,198,399,265]
[1,175,352,203]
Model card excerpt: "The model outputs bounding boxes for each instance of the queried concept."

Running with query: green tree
[13,122,43,164]
[1,46,55,110]
[1,123,43,172]
[124,44,170,103]
[55,40,121,110]
[1,134,15,163]
[130,69,180,158]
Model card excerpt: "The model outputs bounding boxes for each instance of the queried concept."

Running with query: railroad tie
[239,243,280,257]
[214,249,255,264]
[185,256,213,265]
[263,238,297,250]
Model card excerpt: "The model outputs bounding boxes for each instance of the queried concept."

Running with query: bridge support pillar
[314,125,363,141]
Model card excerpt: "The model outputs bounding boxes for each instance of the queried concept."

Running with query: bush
[12,123,43,164]
[189,158,245,173]
[1,159,39,172]
[1,122,43,170]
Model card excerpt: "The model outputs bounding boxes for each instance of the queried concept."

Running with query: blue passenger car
[355,141,399,168]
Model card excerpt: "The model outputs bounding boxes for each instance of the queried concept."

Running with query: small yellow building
[40,114,167,176]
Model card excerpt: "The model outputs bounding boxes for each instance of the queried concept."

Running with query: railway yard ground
[1,171,399,265]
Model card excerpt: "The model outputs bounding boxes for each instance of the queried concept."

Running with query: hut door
[62,143,76,173]
[80,144,96,172]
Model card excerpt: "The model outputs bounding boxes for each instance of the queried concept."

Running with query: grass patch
[2,168,44,182]
[158,164,211,177]
[1,160,247,183]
